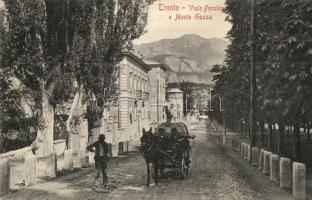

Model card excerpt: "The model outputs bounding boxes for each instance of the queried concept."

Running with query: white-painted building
[166,88,184,123]
[145,60,168,128]
[93,52,152,156]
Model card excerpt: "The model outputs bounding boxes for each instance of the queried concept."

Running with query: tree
[213,0,312,159]
[66,0,155,148]
[3,0,74,156]
[1,0,155,155]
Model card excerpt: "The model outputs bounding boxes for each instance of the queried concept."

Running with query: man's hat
[98,134,105,140]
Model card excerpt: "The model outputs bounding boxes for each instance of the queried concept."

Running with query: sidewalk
[222,122,312,199]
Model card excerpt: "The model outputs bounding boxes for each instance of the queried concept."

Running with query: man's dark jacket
[87,140,109,169]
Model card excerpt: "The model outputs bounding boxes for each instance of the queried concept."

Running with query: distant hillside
[135,34,229,84]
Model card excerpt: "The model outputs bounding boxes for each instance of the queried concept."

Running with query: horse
[140,127,171,187]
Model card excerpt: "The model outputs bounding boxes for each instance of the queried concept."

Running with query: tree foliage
[212,0,312,158]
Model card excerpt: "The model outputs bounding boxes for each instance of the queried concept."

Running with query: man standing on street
[87,134,109,189]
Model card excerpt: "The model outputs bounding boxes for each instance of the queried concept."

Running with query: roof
[156,122,189,137]
[144,59,168,72]
[121,52,151,72]
[166,87,183,93]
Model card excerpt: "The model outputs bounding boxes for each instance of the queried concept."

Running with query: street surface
[3,121,295,200]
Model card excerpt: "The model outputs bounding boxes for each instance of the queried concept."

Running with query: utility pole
[250,0,257,153]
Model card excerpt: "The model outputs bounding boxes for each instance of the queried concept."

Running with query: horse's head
[140,127,154,153]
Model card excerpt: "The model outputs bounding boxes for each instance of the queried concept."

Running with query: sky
[134,0,232,44]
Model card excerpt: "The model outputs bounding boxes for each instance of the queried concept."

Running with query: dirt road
[3,122,295,200]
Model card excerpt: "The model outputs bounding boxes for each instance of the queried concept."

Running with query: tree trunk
[278,123,284,156]
[268,123,273,150]
[260,121,264,146]
[247,123,251,140]
[36,90,55,157]
[273,123,276,135]
[307,122,311,143]
[293,123,301,159]
[0,131,3,153]
[240,122,243,136]
[66,83,87,149]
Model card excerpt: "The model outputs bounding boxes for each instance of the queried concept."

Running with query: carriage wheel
[180,153,189,179]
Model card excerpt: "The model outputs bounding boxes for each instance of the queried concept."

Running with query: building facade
[166,88,184,123]
[91,52,151,157]
[117,52,151,141]
[145,61,167,128]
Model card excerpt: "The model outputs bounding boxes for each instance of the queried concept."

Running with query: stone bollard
[270,154,279,183]
[247,144,251,162]
[292,162,306,200]
[244,144,248,160]
[251,147,259,167]
[88,152,95,165]
[240,143,245,158]
[9,157,25,190]
[64,149,73,170]
[280,157,291,190]
[258,149,264,172]
[238,142,242,154]
[263,151,271,175]
[24,154,37,186]
[46,153,57,178]
[242,143,245,158]
[0,159,10,196]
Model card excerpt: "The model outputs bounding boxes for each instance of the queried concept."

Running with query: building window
[133,75,136,92]
[141,78,144,91]
[129,73,132,91]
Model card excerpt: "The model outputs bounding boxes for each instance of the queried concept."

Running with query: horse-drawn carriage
[141,122,195,186]
[155,122,194,178]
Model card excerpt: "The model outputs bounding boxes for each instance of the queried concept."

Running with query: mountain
[135,34,229,84]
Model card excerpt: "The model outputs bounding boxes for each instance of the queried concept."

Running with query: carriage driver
[87,134,109,188]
